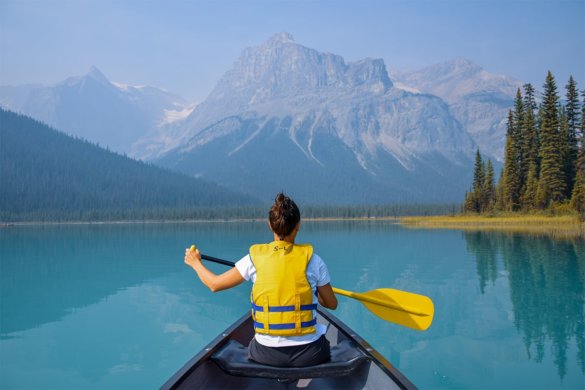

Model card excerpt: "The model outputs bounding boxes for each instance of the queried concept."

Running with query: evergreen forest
[464,72,585,217]
[0,109,455,222]
[0,109,259,222]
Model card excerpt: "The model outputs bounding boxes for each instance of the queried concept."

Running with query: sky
[1,0,584,102]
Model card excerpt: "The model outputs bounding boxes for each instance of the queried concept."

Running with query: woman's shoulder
[308,252,326,267]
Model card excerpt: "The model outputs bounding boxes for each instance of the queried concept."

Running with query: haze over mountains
[0,67,193,155]
[0,33,522,204]
[389,58,521,159]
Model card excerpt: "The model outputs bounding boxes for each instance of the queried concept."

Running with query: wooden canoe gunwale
[160,308,417,390]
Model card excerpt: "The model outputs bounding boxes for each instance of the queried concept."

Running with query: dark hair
[269,192,300,239]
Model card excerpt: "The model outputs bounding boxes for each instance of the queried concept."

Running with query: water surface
[0,221,583,389]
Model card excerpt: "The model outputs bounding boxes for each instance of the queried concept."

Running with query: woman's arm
[184,248,245,292]
[317,283,338,310]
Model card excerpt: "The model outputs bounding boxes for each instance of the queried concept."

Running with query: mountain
[389,58,522,160]
[154,33,477,204]
[0,109,258,221]
[0,67,193,156]
[0,36,518,204]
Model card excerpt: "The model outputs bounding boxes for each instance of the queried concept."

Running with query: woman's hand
[183,247,245,292]
[184,247,201,269]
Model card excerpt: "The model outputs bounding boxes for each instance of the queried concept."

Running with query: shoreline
[1,216,401,227]
[400,214,585,239]
[5,215,583,239]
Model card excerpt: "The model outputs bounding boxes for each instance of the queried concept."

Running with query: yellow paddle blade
[332,287,434,331]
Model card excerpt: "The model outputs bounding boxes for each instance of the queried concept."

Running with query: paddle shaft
[196,252,429,317]
[201,254,236,268]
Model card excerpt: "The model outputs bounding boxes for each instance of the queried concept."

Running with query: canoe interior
[161,308,416,390]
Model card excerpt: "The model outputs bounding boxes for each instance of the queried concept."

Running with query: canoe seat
[211,339,370,380]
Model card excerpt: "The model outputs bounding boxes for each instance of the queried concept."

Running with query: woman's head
[269,192,300,240]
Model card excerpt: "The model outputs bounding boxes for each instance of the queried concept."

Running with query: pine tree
[523,83,538,114]
[463,191,475,213]
[571,143,585,215]
[537,71,566,207]
[559,107,571,197]
[495,168,506,212]
[473,149,485,192]
[503,110,522,210]
[564,76,580,196]
[522,162,539,210]
[571,90,585,215]
[513,89,527,187]
[472,149,486,212]
[483,159,496,212]
[522,83,539,180]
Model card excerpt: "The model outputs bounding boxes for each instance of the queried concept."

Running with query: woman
[184,192,338,367]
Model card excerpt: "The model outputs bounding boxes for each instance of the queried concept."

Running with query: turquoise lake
[1,221,584,389]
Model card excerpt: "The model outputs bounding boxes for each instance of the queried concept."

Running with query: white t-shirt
[235,252,331,347]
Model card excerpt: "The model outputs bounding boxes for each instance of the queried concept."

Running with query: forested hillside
[0,109,258,221]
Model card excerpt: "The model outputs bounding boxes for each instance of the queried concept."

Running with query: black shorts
[248,334,331,367]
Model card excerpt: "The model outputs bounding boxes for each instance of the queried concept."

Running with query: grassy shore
[400,214,585,239]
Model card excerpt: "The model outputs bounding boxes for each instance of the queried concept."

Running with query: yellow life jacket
[250,241,317,336]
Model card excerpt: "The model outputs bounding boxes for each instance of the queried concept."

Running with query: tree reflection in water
[464,231,584,379]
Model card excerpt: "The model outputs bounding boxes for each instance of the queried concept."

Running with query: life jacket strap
[251,303,318,312]
[262,297,270,332]
[294,295,301,332]
[253,318,317,330]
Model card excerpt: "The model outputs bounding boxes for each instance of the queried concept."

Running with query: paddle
[189,246,434,331]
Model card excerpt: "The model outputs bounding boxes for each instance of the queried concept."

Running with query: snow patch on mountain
[0,67,191,157]
[393,82,422,94]
[160,104,197,126]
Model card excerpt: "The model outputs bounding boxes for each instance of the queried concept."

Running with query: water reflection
[464,232,585,379]
[0,222,265,336]
[2,222,584,389]
[0,222,261,389]
[465,232,500,293]
[1,224,173,335]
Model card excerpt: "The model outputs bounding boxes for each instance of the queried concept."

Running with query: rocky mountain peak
[155,34,477,204]
[60,66,112,88]
[265,32,295,46]
[87,66,109,81]
[206,33,392,109]
[416,58,483,83]
[450,57,482,72]
[347,58,392,90]
[388,57,521,160]
[396,57,520,103]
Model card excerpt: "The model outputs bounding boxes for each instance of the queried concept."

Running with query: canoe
[161,308,417,389]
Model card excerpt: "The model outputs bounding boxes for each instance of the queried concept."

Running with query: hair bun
[269,192,300,239]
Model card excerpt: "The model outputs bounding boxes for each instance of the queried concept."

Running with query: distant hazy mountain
[389,58,522,160]
[0,109,257,221]
[155,33,477,204]
[0,35,520,204]
[0,67,193,156]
